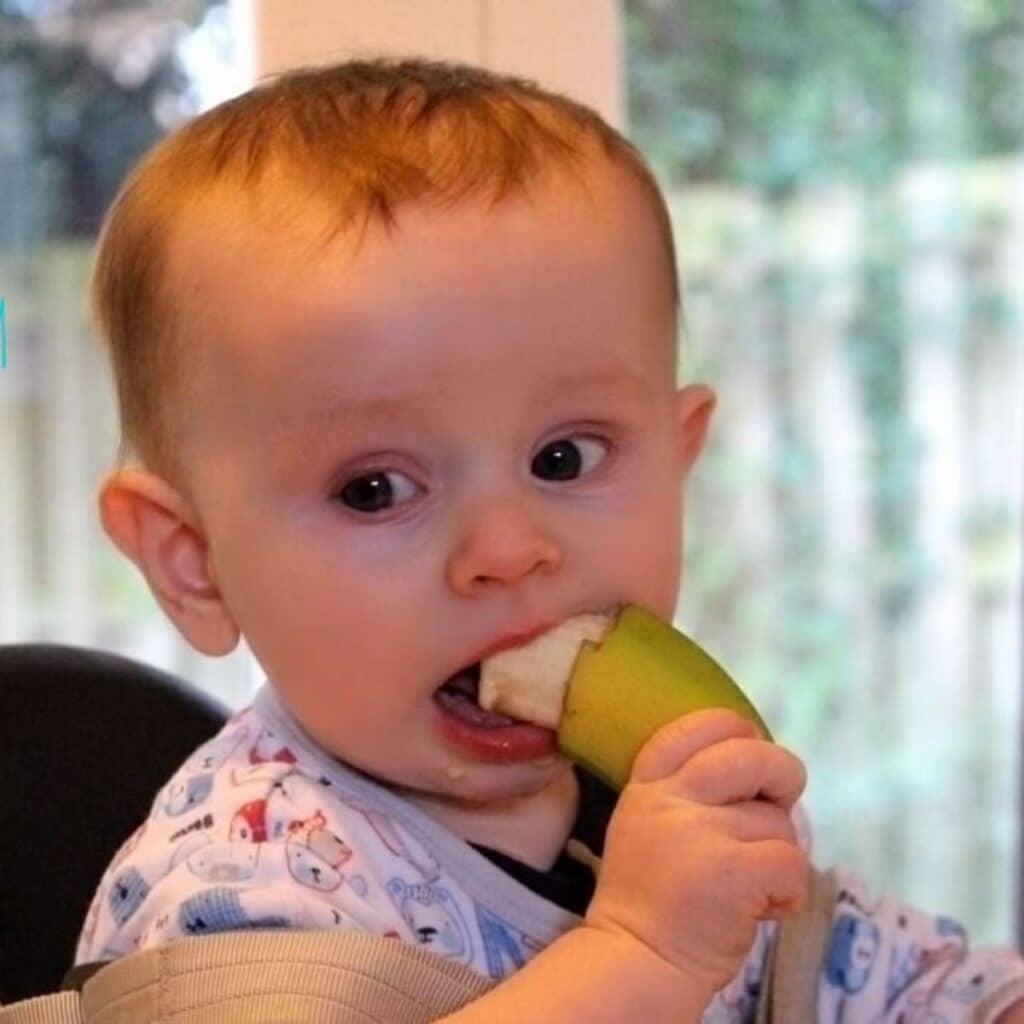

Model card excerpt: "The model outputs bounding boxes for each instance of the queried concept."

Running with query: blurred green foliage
[625,0,1024,195]
[0,0,216,240]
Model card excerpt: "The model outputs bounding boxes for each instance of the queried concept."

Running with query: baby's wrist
[576,920,721,1016]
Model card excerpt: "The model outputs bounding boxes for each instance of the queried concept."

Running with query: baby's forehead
[164,161,673,419]
[171,151,646,280]
[162,193,344,374]
[168,186,339,297]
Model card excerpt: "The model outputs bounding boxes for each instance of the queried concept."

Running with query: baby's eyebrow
[310,366,652,423]
[300,392,434,427]
[271,365,653,451]
[538,366,654,402]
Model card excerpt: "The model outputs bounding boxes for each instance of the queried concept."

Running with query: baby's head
[93,57,715,805]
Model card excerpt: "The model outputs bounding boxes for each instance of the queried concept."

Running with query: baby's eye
[531,435,610,482]
[335,470,422,514]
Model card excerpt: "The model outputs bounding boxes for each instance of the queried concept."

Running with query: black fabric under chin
[468,765,617,916]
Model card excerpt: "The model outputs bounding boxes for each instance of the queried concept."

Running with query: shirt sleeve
[816,863,1024,1023]
[75,722,411,962]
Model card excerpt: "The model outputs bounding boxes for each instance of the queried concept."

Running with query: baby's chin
[444,754,573,803]
[403,750,574,807]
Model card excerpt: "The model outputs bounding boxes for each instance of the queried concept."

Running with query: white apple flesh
[477,611,615,728]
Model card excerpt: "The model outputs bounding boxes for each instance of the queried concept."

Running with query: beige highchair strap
[1,931,499,1024]
[755,866,838,1024]
[90,931,498,1023]
[0,993,84,1024]
[0,869,837,1023]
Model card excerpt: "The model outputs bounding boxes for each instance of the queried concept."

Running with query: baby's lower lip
[431,692,558,763]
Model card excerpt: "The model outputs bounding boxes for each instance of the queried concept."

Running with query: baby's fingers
[737,840,809,919]
[676,737,806,811]
[717,800,800,845]
[630,708,762,785]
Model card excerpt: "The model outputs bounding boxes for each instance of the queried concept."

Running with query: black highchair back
[0,644,228,1004]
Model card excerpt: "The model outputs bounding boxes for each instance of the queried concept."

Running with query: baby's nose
[446,496,563,595]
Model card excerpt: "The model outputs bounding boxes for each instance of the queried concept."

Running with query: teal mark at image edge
[1,297,5,368]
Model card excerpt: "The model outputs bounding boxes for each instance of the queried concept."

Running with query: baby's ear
[97,468,240,656]
[675,383,716,473]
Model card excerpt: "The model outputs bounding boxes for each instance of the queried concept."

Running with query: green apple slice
[478,603,771,791]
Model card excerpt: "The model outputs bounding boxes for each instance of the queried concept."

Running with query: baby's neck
[403,765,580,872]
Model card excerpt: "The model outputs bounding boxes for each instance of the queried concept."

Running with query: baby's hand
[582,708,808,995]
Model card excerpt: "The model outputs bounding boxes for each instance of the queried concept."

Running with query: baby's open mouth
[434,663,521,728]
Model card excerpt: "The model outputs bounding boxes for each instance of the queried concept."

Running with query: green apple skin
[557,604,772,792]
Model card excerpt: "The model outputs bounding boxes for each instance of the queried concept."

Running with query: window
[0,0,256,707]
[625,0,1024,945]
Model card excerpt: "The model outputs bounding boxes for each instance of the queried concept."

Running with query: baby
[74,56,1024,1021]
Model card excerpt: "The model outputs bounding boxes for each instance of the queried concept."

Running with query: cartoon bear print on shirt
[162,772,214,817]
[263,772,328,842]
[935,916,967,945]
[895,1002,949,1024]
[896,951,1021,1022]
[159,728,250,819]
[940,954,1015,1007]
[836,879,874,916]
[248,726,297,766]
[888,941,961,1009]
[825,912,881,994]
[229,799,268,843]
[887,913,966,1007]
[347,874,370,900]
[227,768,303,840]
[108,866,150,928]
[187,842,261,883]
[474,903,526,979]
[386,878,472,961]
[178,887,291,936]
[168,831,212,873]
[285,810,353,892]
[363,810,442,883]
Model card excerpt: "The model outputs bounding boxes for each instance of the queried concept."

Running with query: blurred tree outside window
[0,0,257,706]
[624,0,1024,945]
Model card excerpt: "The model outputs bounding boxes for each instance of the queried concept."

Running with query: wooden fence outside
[0,243,258,708]
[674,157,1023,945]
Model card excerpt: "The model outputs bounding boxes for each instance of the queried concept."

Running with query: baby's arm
[443,708,808,1022]
[440,924,718,1024]
[814,863,1024,1022]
